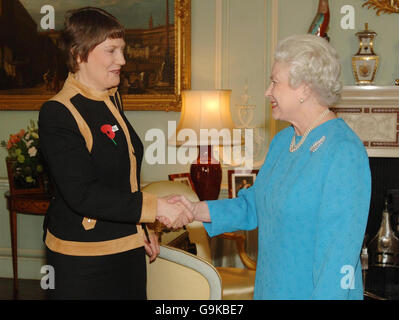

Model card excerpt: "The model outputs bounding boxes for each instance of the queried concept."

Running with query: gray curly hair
[274,34,342,106]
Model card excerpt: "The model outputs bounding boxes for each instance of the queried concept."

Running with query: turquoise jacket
[204,118,371,300]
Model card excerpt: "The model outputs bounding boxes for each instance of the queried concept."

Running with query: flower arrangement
[1,120,44,189]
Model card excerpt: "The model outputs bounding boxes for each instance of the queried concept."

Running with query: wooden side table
[4,191,50,297]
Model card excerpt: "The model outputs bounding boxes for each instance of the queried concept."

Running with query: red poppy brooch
[101,124,118,146]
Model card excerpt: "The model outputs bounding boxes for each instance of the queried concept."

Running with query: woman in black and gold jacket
[38,7,192,300]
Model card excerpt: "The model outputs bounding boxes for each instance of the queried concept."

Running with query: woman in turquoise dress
[167,34,371,300]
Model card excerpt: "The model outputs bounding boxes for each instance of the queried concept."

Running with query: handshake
[155,195,210,229]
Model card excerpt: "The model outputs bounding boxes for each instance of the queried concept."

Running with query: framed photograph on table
[228,170,259,199]
[168,173,195,191]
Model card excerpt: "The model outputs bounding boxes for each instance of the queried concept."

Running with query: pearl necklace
[289,109,331,153]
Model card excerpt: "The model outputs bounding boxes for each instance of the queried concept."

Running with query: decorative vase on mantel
[352,23,379,85]
[308,0,330,41]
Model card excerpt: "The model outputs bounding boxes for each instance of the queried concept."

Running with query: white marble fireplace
[333,86,399,158]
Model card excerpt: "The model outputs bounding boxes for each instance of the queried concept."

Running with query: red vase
[190,145,222,201]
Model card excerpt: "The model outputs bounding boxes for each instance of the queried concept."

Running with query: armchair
[147,245,222,300]
[142,181,256,300]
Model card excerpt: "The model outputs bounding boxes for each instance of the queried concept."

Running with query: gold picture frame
[0,0,191,111]
[362,0,399,15]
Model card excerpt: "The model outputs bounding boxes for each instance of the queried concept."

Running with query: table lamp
[170,90,239,200]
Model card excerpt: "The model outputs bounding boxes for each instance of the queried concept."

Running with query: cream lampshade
[173,90,239,146]
[170,90,239,200]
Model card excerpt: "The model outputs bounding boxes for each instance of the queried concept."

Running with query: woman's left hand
[144,230,160,262]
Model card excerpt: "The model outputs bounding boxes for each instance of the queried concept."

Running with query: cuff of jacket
[139,192,157,223]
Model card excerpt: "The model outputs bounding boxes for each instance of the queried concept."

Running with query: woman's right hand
[156,196,194,229]
[166,195,211,223]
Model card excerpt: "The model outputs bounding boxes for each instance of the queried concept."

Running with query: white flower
[25,139,33,148]
[25,133,30,140]
[28,146,37,157]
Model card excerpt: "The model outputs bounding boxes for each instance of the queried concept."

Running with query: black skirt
[45,246,147,300]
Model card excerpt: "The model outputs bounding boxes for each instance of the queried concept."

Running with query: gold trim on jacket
[45,228,145,256]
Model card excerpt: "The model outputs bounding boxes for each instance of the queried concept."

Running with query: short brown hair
[62,7,125,73]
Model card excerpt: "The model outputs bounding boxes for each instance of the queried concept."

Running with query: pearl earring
[299,98,304,103]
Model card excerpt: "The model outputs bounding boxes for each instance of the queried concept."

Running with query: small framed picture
[228,170,259,198]
[168,173,196,192]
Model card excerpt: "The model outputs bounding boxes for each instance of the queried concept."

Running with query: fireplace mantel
[333,86,399,158]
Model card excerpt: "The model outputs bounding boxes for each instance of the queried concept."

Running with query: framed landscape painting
[0,0,191,111]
